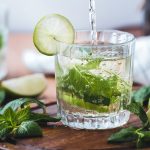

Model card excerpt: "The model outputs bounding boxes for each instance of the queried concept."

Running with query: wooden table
[0,30,146,150]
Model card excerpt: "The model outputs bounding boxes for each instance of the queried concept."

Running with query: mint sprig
[0,98,60,142]
[108,126,138,143]
[15,121,42,138]
[108,101,150,148]
[126,101,150,128]
[57,59,123,106]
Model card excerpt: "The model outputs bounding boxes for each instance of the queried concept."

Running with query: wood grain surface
[0,112,143,150]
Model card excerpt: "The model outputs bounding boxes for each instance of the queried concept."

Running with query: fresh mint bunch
[108,101,150,148]
[0,98,60,142]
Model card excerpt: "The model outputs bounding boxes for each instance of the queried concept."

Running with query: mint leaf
[3,108,17,126]
[138,131,150,148]
[135,130,150,148]
[1,98,26,113]
[0,114,4,121]
[0,127,12,141]
[16,107,30,124]
[15,121,42,138]
[58,64,121,106]
[0,122,12,141]
[29,112,61,122]
[82,58,101,70]
[108,127,137,143]
[0,89,5,105]
[126,102,149,128]
[1,98,46,114]
[132,86,150,105]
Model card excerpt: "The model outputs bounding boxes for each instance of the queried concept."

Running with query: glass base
[60,110,130,130]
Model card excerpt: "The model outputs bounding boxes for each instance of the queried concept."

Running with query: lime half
[33,14,75,56]
[1,74,47,97]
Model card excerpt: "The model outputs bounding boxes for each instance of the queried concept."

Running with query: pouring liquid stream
[89,0,97,45]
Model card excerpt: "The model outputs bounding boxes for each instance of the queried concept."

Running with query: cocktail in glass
[55,30,135,129]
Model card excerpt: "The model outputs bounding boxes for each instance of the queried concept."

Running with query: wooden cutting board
[0,106,143,150]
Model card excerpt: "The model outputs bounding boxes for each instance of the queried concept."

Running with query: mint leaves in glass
[55,30,135,129]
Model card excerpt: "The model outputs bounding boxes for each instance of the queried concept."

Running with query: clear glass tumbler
[0,4,8,79]
[55,30,135,129]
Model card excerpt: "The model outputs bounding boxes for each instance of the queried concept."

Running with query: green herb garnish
[132,86,150,105]
[0,98,60,142]
[56,58,129,111]
[108,101,150,148]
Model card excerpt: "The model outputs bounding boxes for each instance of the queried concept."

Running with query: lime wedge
[147,108,150,123]
[33,14,75,56]
[1,74,47,97]
[59,92,109,113]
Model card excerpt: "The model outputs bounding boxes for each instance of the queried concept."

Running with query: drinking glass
[0,4,8,79]
[55,30,135,129]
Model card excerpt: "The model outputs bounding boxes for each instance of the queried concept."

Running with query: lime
[33,14,75,56]
[1,74,47,97]
[147,108,150,123]
[59,92,109,113]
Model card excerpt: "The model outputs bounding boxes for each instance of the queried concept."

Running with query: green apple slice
[1,74,47,97]
[33,14,75,56]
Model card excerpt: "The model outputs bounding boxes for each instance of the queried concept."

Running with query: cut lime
[1,74,47,97]
[33,14,75,56]
[147,108,150,123]
[59,92,109,113]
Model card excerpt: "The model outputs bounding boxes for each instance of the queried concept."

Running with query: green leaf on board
[132,86,150,105]
[126,101,149,128]
[3,107,17,126]
[0,98,46,114]
[16,107,31,124]
[108,127,137,143]
[0,97,61,142]
[15,121,42,138]
[0,127,12,140]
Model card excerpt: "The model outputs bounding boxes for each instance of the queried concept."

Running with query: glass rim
[61,30,135,48]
